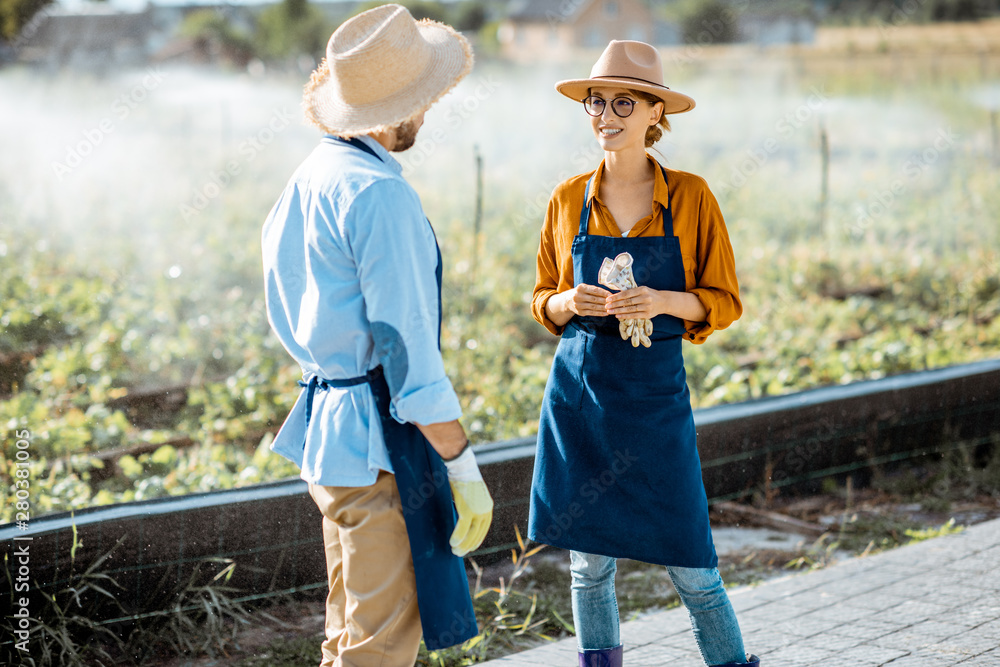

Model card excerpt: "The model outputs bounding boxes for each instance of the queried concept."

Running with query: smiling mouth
[600,128,623,137]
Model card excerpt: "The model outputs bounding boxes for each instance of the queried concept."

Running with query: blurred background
[2,0,999,520]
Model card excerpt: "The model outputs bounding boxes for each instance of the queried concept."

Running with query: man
[261,5,493,666]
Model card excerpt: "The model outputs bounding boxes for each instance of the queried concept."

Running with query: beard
[391,119,420,152]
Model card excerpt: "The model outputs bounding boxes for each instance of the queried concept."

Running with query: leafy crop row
[2,55,999,522]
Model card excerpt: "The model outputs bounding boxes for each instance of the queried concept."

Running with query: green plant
[1,533,126,667]
[236,635,323,666]
[784,533,841,571]
[416,526,570,666]
[904,518,964,543]
[154,558,250,658]
[834,512,925,554]
[1,524,256,667]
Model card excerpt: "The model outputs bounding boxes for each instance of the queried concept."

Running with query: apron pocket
[546,328,586,409]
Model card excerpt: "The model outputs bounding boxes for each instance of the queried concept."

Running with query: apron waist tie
[297,366,384,434]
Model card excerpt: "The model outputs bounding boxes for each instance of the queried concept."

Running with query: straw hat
[556,40,695,115]
[304,4,473,137]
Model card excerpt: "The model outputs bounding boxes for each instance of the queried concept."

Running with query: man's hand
[443,446,494,557]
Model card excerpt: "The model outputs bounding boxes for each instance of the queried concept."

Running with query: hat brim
[304,19,473,137]
[555,77,695,115]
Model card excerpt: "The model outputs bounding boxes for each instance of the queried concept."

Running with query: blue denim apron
[528,167,718,569]
[297,137,477,650]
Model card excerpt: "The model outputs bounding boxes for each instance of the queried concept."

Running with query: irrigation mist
[1,53,979,277]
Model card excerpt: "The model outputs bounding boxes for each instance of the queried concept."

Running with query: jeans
[570,550,746,666]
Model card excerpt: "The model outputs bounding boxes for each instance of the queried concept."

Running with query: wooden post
[819,116,830,240]
[471,144,483,292]
[992,110,999,166]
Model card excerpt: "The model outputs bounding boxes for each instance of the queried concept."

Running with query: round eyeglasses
[583,95,639,118]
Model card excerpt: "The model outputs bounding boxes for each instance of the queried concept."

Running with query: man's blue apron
[297,136,477,650]
[528,166,718,569]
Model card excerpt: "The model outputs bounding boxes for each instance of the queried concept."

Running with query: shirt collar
[589,154,671,209]
[356,135,402,174]
[323,134,403,175]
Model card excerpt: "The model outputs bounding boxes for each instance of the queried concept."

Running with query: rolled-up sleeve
[348,179,462,425]
[532,196,567,336]
[684,184,742,344]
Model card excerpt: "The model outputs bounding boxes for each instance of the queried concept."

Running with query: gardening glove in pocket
[444,446,494,557]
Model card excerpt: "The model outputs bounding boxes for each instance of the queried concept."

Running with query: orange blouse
[531,155,742,344]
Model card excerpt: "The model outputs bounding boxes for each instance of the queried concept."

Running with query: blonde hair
[630,89,671,148]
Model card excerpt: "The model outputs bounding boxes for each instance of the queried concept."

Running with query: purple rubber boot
[712,654,760,667]
[578,645,623,667]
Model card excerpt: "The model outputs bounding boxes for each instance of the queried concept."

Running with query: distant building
[10,1,261,70]
[15,4,162,69]
[497,0,678,62]
[738,5,816,47]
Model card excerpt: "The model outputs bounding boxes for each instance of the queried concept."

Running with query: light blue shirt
[262,135,462,487]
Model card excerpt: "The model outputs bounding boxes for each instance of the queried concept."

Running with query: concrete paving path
[480,517,1000,666]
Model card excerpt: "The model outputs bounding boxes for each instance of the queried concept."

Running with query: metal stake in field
[470,143,484,303]
[992,110,999,166]
[819,114,831,243]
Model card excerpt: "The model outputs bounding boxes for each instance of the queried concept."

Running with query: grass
[416,527,570,666]
[1,530,127,667]
[236,636,322,666]
[1,532,255,667]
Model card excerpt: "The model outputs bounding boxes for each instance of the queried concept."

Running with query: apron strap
[578,164,675,236]
[330,135,383,162]
[660,165,675,236]
[578,174,596,235]
[297,367,384,435]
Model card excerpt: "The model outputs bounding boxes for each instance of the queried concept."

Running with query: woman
[528,41,759,667]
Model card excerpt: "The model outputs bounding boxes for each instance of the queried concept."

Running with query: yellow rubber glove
[443,446,494,557]
[449,480,494,557]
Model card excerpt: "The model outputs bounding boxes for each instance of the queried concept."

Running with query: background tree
[0,0,51,43]
[681,0,740,45]
[354,0,448,22]
[452,0,488,32]
[179,9,255,67]
[255,0,332,62]
[931,0,996,21]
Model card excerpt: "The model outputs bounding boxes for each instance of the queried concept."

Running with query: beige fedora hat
[304,4,473,137]
[556,40,695,115]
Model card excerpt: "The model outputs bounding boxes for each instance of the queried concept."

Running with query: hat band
[592,74,671,90]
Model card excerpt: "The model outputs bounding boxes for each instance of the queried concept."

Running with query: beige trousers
[308,472,422,667]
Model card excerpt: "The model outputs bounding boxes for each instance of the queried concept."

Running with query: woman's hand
[607,287,708,322]
[546,284,612,326]
[606,286,662,320]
